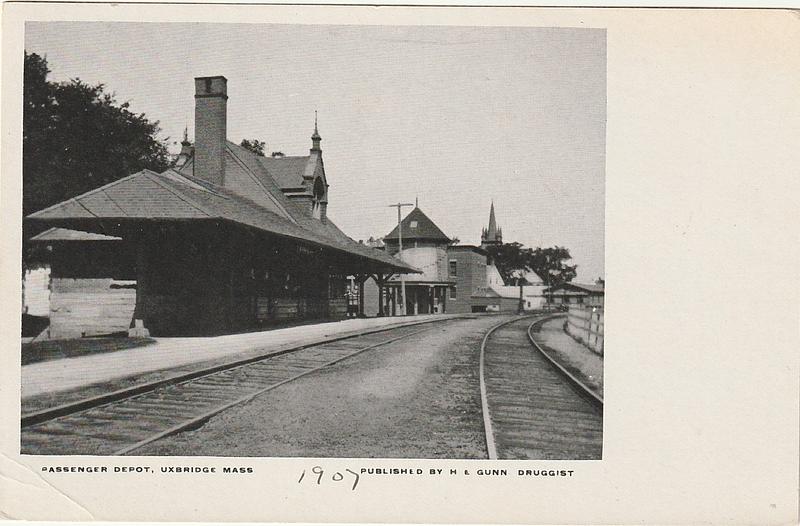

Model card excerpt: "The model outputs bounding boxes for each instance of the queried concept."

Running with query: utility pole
[388,202,414,316]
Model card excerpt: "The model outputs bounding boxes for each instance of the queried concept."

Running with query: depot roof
[27,167,418,274]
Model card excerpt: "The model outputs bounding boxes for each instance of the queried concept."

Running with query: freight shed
[26,76,417,337]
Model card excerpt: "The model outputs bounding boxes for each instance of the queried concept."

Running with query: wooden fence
[566,305,604,355]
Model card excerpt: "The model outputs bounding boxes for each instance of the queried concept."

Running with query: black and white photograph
[20,21,605,459]
[3,5,798,525]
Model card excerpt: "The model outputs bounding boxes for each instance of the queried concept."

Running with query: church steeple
[311,110,322,152]
[481,200,503,249]
[487,201,498,238]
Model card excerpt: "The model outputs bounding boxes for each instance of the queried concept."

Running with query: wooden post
[358,278,365,317]
[353,274,367,317]
[130,228,153,336]
[132,233,147,326]
[372,273,385,317]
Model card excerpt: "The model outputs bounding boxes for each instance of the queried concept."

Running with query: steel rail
[114,324,438,455]
[526,316,604,409]
[22,316,466,429]
[479,312,596,460]
[478,314,540,460]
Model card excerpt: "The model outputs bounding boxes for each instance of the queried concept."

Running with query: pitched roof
[546,282,605,294]
[224,141,314,195]
[448,244,488,255]
[28,170,212,220]
[384,207,451,243]
[471,287,503,298]
[30,227,122,242]
[178,144,297,220]
[27,169,418,273]
[259,155,313,189]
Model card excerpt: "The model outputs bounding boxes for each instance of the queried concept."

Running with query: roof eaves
[27,171,149,219]
[30,227,123,242]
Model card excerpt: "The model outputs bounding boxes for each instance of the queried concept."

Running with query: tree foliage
[486,242,577,288]
[23,51,171,270]
[23,52,171,219]
[240,138,266,157]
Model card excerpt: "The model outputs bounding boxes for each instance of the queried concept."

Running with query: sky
[25,22,606,282]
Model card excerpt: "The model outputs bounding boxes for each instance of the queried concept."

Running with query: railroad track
[21,320,449,456]
[479,315,603,460]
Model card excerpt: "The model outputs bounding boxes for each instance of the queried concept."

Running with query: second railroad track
[480,314,603,460]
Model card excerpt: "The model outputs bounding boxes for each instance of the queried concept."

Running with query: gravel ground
[139,315,516,458]
[21,316,463,415]
[532,316,604,398]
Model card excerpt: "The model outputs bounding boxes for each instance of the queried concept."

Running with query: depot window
[449,260,457,276]
[449,286,457,300]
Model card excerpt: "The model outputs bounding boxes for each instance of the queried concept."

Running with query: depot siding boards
[35,232,137,339]
[26,76,416,338]
[50,279,136,339]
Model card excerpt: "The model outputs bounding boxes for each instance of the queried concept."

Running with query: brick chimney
[194,76,227,186]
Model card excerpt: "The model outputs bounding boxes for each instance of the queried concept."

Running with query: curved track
[21,321,445,456]
[480,315,603,460]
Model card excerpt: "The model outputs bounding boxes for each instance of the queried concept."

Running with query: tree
[23,51,171,266]
[240,138,266,157]
[485,242,577,313]
[528,246,578,289]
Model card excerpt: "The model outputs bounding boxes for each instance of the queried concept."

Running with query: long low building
[26,76,417,338]
[545,282,605,307]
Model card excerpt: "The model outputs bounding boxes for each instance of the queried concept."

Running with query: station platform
[21,314,467,399]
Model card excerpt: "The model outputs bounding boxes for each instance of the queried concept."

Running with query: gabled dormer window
[311,176,325,220]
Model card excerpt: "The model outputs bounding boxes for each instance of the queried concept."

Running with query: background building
[361,202,549,315]
[371,206,454,316]
[546,282,605,307]
[480,200,503,250]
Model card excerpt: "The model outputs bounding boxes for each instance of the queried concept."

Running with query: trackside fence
[565,305,604,356]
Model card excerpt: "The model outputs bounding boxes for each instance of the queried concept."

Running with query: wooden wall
[46,223,357,338]
[566,306,604,355]
[48,240,137,340]
[49,278,137,339]
[132,223,350,335]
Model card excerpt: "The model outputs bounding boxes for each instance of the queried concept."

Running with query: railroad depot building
[26,76,417,338]
[360,203,547,315]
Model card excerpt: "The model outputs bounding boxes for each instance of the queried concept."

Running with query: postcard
[1,4,798,524]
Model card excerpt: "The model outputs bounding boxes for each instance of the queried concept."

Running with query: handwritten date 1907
[298,466,360,491]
